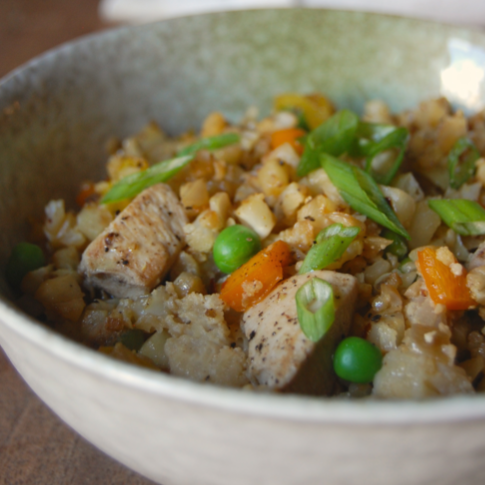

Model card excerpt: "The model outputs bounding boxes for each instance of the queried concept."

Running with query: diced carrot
[76,182,96,207]
[220,240,293,312]
[271,128,306,155]
[417,247,476,311]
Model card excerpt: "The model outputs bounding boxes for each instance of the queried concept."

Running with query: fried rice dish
[8,93,485,400]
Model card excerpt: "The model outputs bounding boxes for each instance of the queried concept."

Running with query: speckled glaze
[2,9,485,485]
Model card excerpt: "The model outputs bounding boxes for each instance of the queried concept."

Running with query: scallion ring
[295,277,335,343]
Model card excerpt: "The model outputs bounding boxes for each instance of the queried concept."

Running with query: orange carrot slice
[417,247,475,310]
[220,240,292,312]
[271,128,306,155]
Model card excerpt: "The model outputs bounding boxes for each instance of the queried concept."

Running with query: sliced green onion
[101,155,193,204]
[299,223,360,274]
[448,137,480,189]
[381,228,408,259]
[353,122,396,148]
[297,110,359,177]
[363,127,408,185]
[177,133,240,156]
[428,198,485,236]
[295,111,311,132]
[321,154,410,239]
[102,133,240,204]
[349,122,409,185]
[295,277,335,343]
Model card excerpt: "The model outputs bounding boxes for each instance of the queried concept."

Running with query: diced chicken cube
[79,183,187,298]
[242,270,358,396]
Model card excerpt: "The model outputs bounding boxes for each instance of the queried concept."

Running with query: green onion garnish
[381,228,408,259]
[297,110,359,177]
[428,198,485,236]
[295,277,335,343]
[350,122,409,185]
[177,133,240,156]
[298,223,360,274]
[101,155,193,204]
[448,137,480,189]
[321,154,410,239]
[102,133,241,204]
[363,127,408,185]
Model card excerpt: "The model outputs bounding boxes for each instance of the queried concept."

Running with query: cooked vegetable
[101,155,193,204]
[295,277,335,342]
[220,240,292,312]
[270,128,306,155]
[213,225,261,274]
[448,137,480,189]
[102,134,241,204]
[298,223,360,274]
[297,110,359,177]
[177,133,240,156]
[428,199,485,236]
[417,246,476,310]
[333,336,383,383]
[119,329,146,351]
[321,154,410,239]
[361,125,408,185]
[382,228,408,259]
[274,93,333,130]
[6,242,45,290]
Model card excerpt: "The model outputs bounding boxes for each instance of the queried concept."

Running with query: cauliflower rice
[12,93,485,400]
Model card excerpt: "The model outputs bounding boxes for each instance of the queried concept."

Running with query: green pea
[6,242,45,290]
[333,336,383,384]
[213,225,261,274]
[119,329,146,352]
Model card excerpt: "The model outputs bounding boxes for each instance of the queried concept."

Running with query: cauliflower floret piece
[235,193,276,239]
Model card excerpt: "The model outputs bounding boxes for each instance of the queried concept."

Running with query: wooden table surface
[0,1,156,483]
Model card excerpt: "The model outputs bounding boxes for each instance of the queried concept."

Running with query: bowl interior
[2,8,485,419]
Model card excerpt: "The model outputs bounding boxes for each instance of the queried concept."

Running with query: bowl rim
[1,6,485,87]
[2,7,485,427]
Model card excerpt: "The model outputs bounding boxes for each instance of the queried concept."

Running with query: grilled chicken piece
[79,183,187,298]
[243,271,358,396]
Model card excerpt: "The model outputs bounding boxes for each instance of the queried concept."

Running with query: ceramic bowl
[1,9,485,485]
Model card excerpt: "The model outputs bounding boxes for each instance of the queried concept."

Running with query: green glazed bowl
[1,9,485,485]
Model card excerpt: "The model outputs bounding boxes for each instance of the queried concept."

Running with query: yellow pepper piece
[274,93,334,130]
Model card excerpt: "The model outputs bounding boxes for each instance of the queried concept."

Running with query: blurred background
[0,0,107,78]
[99,0,485,26]
[1,0,484,79]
